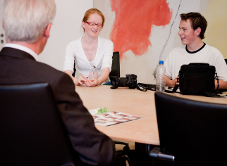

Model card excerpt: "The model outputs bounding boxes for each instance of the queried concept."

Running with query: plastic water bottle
[156,60,166,92]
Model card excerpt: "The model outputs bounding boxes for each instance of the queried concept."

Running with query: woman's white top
[63,37,113,78]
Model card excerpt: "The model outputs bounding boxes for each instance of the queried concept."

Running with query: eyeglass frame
[86,21,103,28]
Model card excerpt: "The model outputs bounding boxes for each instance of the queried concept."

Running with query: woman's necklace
[82,37,98,61]
[87,42,97,54]
[82,37,98,53]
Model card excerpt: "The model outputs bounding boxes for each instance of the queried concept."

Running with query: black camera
[110,74,137,89]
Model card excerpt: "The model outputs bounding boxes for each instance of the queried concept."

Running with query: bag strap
[171,74,221,97]
[137,83,156,92]
[203,74,219,97]
[164,78,180,93]
[216,74,219,90]
[172,77,180,93]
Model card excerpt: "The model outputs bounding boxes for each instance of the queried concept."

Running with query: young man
[0,0,115,165]
[165,12,227,90]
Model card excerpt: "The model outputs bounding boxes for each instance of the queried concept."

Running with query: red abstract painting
[110,0,172,59]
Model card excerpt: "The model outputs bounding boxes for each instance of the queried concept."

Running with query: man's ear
[43,23,52,38]
[195,27,201,37]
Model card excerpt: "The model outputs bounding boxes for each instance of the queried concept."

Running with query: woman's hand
[84,72,98,87]
[76,75,88,86]
[84,78,98,87]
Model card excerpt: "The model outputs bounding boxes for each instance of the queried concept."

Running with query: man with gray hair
[0,0,115,165]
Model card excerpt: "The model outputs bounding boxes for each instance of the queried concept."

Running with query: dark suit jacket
[0,47,115,166]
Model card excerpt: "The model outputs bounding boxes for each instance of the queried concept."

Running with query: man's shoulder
[35,61,61,72]
[204,44,222,54]
[35,61,74,89]
[34,61,69,79]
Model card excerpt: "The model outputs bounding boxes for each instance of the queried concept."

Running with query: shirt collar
[4,43,39,61]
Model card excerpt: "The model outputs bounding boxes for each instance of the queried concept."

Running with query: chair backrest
[225,59,227,64]
[0,83,76,166]
[109,51,120,78]
[72,60,76,77]
[155,92,227,165]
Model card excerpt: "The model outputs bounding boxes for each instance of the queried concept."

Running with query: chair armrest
[149,147,175,161]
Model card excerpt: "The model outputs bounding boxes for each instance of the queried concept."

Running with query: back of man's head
[180,12,207,39]
[2,0,56,43]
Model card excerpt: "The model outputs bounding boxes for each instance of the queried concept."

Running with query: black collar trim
[186,43,206,54]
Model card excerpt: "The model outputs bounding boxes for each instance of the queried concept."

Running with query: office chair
[150,92,227,166]
[72,60,76,77]
[108,52,128,147]
[107,52,134,164]
[0,83,78,166]
[109,51,120,78]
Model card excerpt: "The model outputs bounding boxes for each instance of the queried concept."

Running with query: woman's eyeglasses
[86,22,103,28]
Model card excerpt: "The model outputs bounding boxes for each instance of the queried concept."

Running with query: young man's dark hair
[180,12,207,39]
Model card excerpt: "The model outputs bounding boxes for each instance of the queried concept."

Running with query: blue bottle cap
[159,60,164,65]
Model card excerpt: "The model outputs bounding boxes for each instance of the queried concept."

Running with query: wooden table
[76,85,159,145]
[76,85,227,146]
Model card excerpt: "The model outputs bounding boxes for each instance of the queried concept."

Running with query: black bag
[174,63,218,96]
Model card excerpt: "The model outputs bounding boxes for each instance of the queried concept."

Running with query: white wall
[39,0,93,71]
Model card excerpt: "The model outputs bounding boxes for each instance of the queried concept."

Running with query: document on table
[89,108,144,126]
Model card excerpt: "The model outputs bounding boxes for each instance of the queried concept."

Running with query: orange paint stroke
[110,0,172,59]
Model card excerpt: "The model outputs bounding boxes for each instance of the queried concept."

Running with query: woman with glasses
[63,8,113,87]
